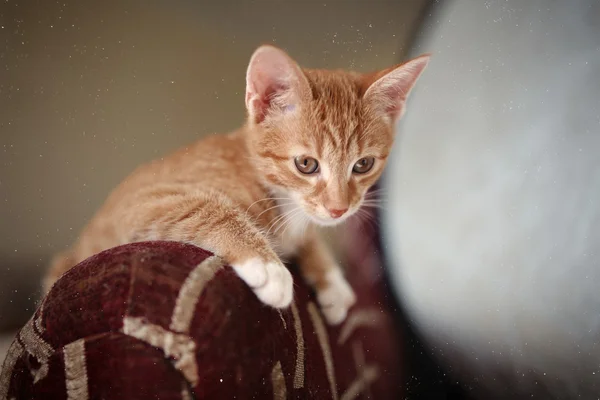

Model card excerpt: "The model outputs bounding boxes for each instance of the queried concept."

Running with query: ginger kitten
[44,45,429,324]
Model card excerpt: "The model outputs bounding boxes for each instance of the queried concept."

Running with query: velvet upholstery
[1,238,404,399]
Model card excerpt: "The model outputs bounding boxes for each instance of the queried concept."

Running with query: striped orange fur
[44,45,429,325]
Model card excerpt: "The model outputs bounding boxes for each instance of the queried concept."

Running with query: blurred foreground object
[382,0,600,398]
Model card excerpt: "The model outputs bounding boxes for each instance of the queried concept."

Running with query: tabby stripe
[271,361,287,400]
[337,308,384,345]
[122,316,199,386]
[18,317,54,383]
[327,128,341,149]
[291,301,305,389]
[170,256,223,333]
[0,341,23,400]
[208,212,233,230]
[307,302,338,400]
[258,150,288,161]
[63,339,89,400]
[170,200,205,225]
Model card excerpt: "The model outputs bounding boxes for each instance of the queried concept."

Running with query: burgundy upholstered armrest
[0,239,404,399]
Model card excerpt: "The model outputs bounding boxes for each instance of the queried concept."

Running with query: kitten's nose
[328,208,348,219]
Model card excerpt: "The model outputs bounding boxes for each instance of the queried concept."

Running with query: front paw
[232,257,294,308]
[316,269,357,325]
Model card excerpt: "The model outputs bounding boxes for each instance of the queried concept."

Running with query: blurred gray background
[0,0,430,332]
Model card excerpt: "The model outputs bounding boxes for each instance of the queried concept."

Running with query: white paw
[232,258,294,309]
[316,269,357,325]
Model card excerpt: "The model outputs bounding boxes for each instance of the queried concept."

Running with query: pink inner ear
[246,45,309,124]
[249,81,289,124]
[381,84,407,118]
[364,55,430,122]
[367,79,411,122]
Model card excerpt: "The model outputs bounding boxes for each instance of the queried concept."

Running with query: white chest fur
[271,198,310,259]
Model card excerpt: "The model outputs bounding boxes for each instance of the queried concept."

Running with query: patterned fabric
[0,239,404,399]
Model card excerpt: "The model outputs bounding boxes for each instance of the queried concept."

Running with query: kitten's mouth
[308,211,353,227]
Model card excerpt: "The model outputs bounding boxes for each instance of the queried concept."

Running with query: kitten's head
[244,45,429,226]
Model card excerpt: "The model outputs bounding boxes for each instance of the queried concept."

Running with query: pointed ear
[363,54,430,123]
[245,45,311,125]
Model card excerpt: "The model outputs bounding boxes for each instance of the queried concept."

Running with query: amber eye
[294,156,319,174]
[352,157,375,174]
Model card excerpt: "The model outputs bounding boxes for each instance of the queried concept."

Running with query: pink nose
[328,208,348,219]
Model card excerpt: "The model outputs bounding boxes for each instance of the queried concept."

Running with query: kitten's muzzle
[327,208,348,219]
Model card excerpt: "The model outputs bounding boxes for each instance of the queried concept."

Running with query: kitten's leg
[297,234,356,325]
[113,191,294,308]
[159,193,293,308]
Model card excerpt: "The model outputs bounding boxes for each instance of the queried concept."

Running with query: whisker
[301,215,311,239]
[364,197,388,203]
[361,201,385,207]
[367,188,388,194]
[365,194,388,201]
[355,208,378,231]
[365,189,388,198]
[362,197,388,206]
[276,208,304,237]
[266,213,288,235]
[254,201,296,220]
[266,212,291,236]
[361,202,386,209]
[362,214,377,232]
[266,206,300,237]
[245,197,292,213]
